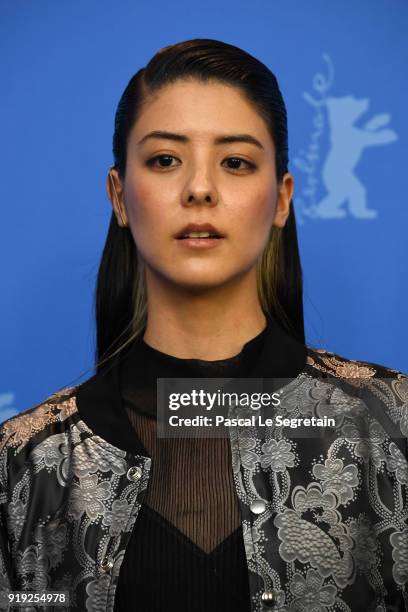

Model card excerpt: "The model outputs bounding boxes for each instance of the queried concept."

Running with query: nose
[181,166,219,207]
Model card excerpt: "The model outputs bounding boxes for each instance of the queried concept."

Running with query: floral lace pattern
[0,387,76,454]
[0,348,407,611]
[230,348,408,610]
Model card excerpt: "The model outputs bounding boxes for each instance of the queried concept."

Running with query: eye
[222,157,256,172]
[145,154,181,169]
[145,154,256,172]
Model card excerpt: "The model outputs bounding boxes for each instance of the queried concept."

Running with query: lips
[174,223,224,240]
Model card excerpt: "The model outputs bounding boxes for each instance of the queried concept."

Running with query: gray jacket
[0,345,407,611]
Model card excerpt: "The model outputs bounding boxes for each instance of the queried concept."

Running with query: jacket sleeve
[0,428,13,610]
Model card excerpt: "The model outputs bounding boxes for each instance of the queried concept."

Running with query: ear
[106,167,129,227]
[272,172,294,228]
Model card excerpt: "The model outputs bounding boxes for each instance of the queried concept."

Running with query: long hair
[95,39,305,372]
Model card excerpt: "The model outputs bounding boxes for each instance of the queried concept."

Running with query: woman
[0,39,407,612]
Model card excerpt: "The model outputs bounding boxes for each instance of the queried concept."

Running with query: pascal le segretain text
[167,415,336,428]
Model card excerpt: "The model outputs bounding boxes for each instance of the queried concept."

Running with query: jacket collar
[76,315,308,457]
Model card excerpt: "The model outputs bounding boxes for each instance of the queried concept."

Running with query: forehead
[130,79,271,143]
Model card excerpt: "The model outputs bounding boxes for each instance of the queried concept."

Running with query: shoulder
[305,346,408,439]
[305,345,408,383]
[0,385,80,456]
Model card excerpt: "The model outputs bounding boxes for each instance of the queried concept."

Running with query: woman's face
[108,79,293,292]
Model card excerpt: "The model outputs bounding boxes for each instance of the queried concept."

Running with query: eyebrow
[137,130,264,150]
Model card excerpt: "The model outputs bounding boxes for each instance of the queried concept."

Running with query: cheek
[124,178,164,242]
[231,184,277,242]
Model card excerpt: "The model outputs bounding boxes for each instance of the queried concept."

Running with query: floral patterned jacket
[0,345,407,612]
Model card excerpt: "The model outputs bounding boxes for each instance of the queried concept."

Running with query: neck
[142,269,267,361]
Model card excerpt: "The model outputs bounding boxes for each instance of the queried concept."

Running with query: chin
[170,276,231,293]
[147,260,252,291]
[157,267,230,290]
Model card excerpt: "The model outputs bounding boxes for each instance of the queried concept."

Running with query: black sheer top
[113,315,307,612]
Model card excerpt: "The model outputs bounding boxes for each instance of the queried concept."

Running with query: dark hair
[95,38,305,371]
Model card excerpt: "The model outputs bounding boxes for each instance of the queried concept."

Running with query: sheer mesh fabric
[119,325,268,554]
[123,408,241,553]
